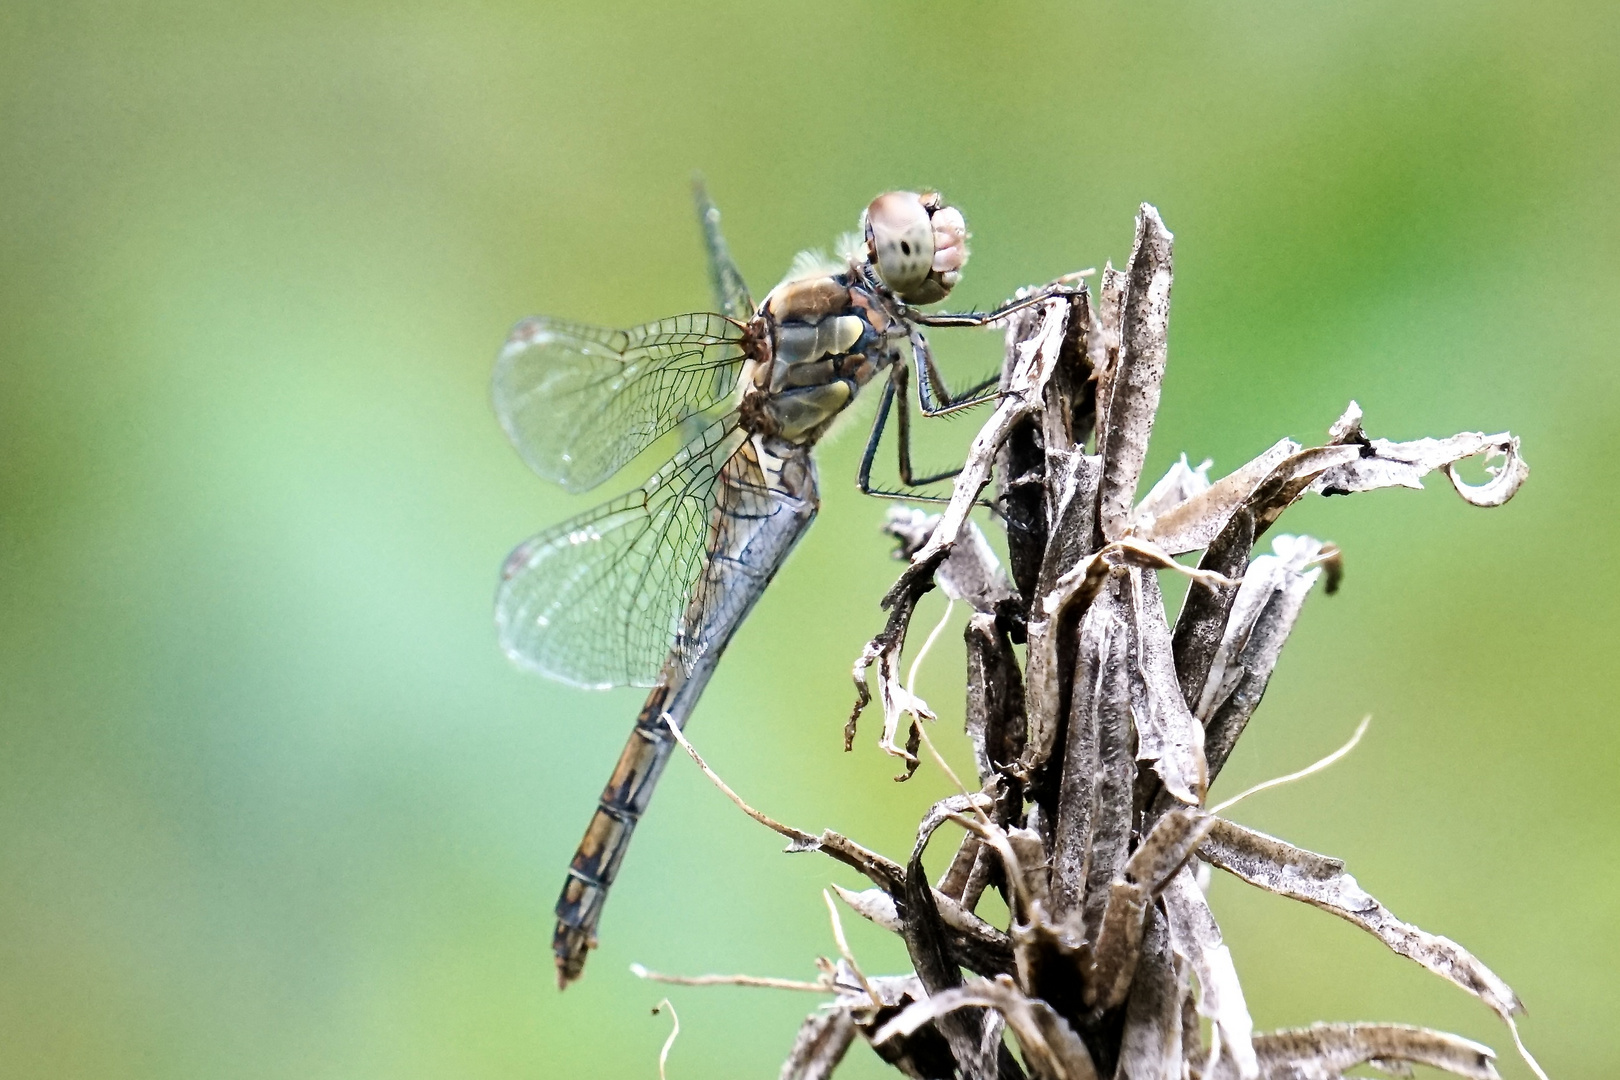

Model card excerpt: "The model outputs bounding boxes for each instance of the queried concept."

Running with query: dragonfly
[493,183,1070,986]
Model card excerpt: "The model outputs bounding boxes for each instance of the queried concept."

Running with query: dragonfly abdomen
[554,668,690,985]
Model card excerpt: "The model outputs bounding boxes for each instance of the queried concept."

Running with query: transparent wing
[694,179,754,322]
[497,416,794,690]
[494,312,748,494]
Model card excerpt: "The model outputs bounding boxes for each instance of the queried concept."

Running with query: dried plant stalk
[635,205,1542,1080]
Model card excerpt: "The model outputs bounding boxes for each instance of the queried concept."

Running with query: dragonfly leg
[855,365,958,504]
[910,325,1001,418]
[907,280,1082,331]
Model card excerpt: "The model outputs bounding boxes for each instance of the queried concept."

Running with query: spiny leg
[856,363,989,504]
[907,280,1081,331]
[909,325,1001,418]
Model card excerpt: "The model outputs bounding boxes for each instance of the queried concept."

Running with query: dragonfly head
[861,191,969,305]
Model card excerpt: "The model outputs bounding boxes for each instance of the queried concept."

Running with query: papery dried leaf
[830,963,926,1008]
[1326,400,1365,444]
[1090,262,1126,440]
[1143,439,1297,555]
[1041,288,1098,455]
[1128,567,1207,804]
[1083,879,1149,1009]
[1199,819,1524,1022]
[965,612,1028,789]
[1170,507,1255,715]
[905,836,996,1078]
[1206,1022,1499,1080]
[904,798,985,1066]
[1163,868,1259,1080]
[1050,587,1134,925]
[1312,409,1529,510]
[884,508,1017,615]
[876,976,1101,1080]
[1126,809,1216,893]
[1150,412,1528,560]
[1082,583,1139,940]
[780,1009,858,1080]
[913,793,996,858]
[1084,809,1214,1009]
[1099,206,1175,541]
[1198,535,1326,782]
[832,884,1017,980]
[939,833,984,900]
[1026,537,1199,780]
[1036,451,1104,598]
[1134,454,1212,530]
[1118,904,1185,1080]
[833,884,903,932]
[838,970,968,1080]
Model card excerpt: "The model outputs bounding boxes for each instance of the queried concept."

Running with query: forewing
[493,312,747,493]
[495,417,750,689]
[694,180,755,322]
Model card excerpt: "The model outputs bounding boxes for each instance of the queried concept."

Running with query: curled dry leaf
[1312,406,1529,509]
[780,1009,858,1080]
[1082,809,1213,1010]
[1199,819,1524,1022]
[1099,205,1175,542]
[1117,903,1185,1080]
[883,508,1016,615]
[1163,868,1259,1080]
[1197,535,1328,782]
[1206,1022,1500,1080]
[1143,404,1528,557]
[875,976,1100,1080]
[1128,567,1208,804]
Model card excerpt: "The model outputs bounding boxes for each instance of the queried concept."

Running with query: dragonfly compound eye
[862,191,970,305]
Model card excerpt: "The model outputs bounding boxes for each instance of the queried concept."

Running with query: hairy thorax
[738,269,909,446]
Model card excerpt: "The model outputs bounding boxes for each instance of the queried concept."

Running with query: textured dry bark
[648,206,1541,1080]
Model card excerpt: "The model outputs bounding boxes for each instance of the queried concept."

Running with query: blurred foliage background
[1,1,1615,1077]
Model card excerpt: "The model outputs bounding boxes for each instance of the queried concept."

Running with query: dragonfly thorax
[740,270,909,445]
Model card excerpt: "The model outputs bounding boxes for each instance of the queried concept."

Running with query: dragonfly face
[862,190,969,304]
[490,184,1057,986]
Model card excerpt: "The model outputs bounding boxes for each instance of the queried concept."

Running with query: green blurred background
[2,1,1615,1076]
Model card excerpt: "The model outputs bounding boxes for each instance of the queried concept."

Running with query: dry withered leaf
[1084,809,1215,1009]
[780,1009,858,1080]
[1099,206,1174,542]
[875,976,1101,1080]
[1142,438,1297,556]
[1049,588,1134,929]
[1128,567,1208,804]
[1198,535,1328,782]
[1199,819,1524,1023]
[1090,261,1126,440]
[1163,867,1259,1080]
[1143,402,1529,557]
[1132,454,1212,531]
[1206,1022,1500,1080]
[1117,904,1185,1080]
